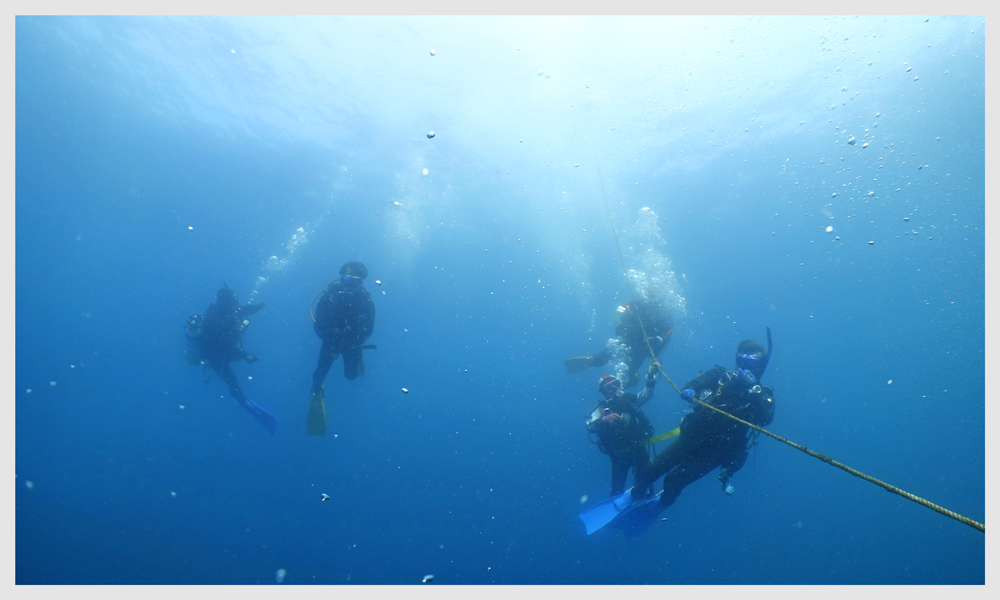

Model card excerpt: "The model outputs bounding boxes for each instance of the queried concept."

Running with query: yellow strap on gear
[643,427,680,446]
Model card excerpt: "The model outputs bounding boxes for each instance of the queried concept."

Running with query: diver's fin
[609,491,665,540]
[307,388,327,437]
[579,488,635,535]
[242,400,278,434]
[579,488,665,538]
[564,356,594,375]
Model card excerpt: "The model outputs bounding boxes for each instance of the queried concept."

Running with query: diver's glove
[736,368,757,387]
[647,360,661,375]
[601,412,622,426]
[680,388,696,402]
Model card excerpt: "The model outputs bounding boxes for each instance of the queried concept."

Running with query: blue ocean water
[15,15,984,585]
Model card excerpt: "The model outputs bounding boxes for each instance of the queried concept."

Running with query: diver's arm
[238,302,266,317]
[362,295,376,339]
[684,367,726,396]
[633,366,658,408]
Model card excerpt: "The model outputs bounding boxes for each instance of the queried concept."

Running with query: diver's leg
[628,445,651,491]
[312,338,337,393]
[212,359,247,404]
[659,451,723,507]
[590,347,612,369]
[609,454,629,497]
[343,346,362,381]
[632,436,690,498]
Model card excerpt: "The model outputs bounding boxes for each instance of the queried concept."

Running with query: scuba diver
[307,261,376,437]
[565,283,674,389]
[579,328,774,538]
[184,284,278,433]
[586,362,661,497]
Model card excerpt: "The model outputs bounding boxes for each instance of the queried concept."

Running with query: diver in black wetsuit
[565,284,674,389]
[307,261,376,436]
[185,285,278,433]
[586,363,661,497]
[632,329,775,507]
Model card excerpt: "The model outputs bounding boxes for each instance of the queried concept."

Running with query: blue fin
[609,492,665,540]
[579,488,665,538]
[579,488,636,535]
[242,400,279,434]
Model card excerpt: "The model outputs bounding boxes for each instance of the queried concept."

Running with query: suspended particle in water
[537,70,544,76]
[831,192,838,197]
[868,191,875,197]
[26,389,32,394]
[422,574,435,583]
[826,226,834,233]
[321,493,330,501]
[393,201,400,207]
[904,217,910,221]
[869,241,875,245]
[50,381,57,386]
[847,136,856,145]
[171,491,177,497]
[276,569,287,584]
[519,138,523,143]
[179,405,185,410]
[375,280,381,286]
[906,67,912,72]
[429,49,436,56]
[188,226,194,230]
[585,83,590,88]
[422,168,429,176]
[575,164,579,167]
[580,494,589,504]
[402,388,409,394]
[862,142,869,148]
[427,131,435,139]
[888,379,893,384]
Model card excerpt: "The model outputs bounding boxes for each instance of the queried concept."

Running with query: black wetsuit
[589,375,657,496]
[312,280,375,390]
[634,366,775,505]
[592,299,673,387]
[196,300,265,405]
